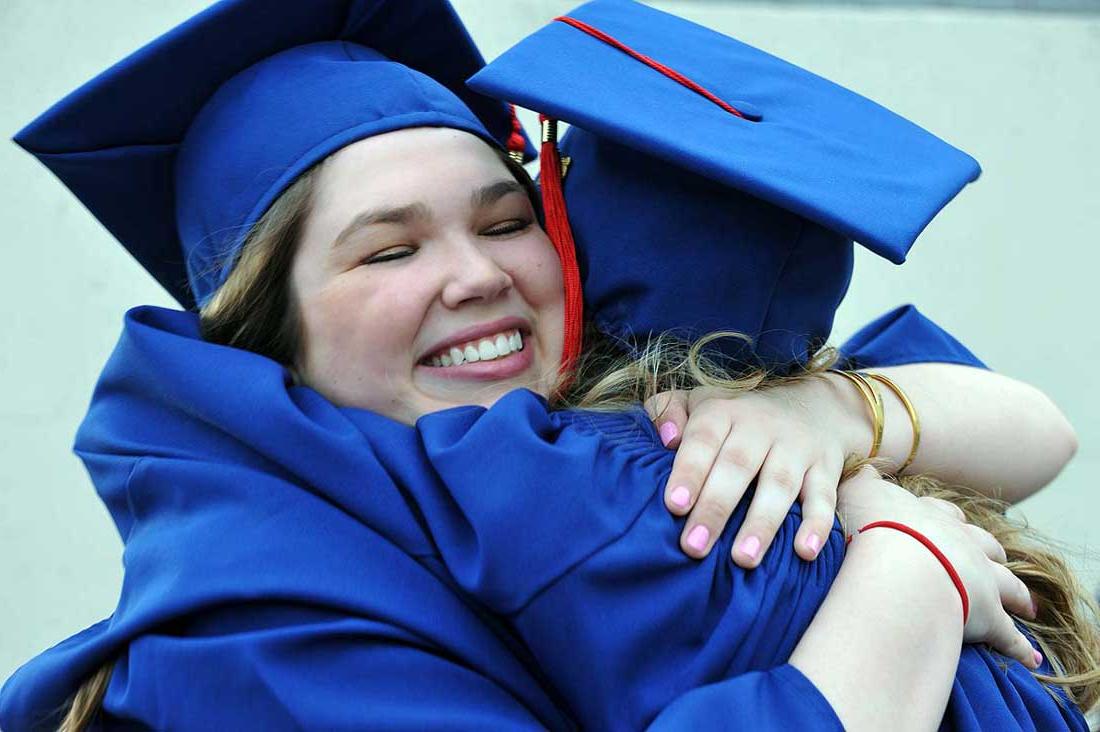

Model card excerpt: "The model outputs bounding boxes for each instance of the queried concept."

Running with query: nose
[440,237,514,308]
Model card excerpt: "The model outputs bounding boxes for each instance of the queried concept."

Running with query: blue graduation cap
[469,0,981,369]
[14,0,533,311]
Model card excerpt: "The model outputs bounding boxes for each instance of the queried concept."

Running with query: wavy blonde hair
[56,164,1098,729]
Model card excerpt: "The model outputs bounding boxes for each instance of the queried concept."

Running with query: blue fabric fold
[840,304,987,370]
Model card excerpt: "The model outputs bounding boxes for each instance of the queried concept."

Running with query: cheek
[510,237,565,306]
[298,276,417,380]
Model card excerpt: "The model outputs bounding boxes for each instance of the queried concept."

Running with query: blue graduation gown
[0,305,1085,731]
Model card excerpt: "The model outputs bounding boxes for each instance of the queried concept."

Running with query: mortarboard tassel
[538,114,584,376]
[506,104,527,164]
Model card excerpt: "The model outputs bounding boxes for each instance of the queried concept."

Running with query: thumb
[645,390,689,449]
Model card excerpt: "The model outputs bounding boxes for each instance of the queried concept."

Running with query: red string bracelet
[845,520,970,624]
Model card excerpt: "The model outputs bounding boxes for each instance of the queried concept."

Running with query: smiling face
[289,127,565,424]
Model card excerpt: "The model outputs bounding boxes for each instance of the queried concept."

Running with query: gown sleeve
[415,392,846,731]
[75,452,577,732]
[93,605,558,731]
[415,390,1088,732]
[839,303,987,369]
[647,665,842,730]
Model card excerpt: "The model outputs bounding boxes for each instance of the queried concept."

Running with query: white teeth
[478,339,497,361]
[428,329,524,367]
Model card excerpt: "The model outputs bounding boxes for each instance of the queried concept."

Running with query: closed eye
[362,247,415,265]
[360,219,532,266]
[483,219,532,237]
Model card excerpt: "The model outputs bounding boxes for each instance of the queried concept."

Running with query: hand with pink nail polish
[644,380,854,565]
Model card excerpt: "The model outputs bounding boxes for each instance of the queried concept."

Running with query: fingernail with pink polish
[659,421,679,447]
[804,534,822,556]
[738,535,761,561]
[1033,650,1043,668]
[687,525,709,552]
[670,485,691,509]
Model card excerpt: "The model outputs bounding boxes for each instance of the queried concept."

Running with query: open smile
[417,331,534,381]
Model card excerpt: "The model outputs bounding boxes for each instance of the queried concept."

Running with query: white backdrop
[1,0,1097,684]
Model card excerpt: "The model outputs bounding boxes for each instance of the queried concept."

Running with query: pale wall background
[1,0,1097,685]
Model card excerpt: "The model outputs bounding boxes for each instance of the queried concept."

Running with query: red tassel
[538,114,583,377]
[506,104,527,162]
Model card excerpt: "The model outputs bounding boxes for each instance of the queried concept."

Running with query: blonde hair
[54,661,112,731]
[57,173,1098,731]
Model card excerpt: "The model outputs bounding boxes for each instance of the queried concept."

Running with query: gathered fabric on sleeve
[415,393,847,730]
[415,390,1088,732]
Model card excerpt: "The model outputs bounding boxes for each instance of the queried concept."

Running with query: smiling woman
[203,127,562,423]
[290,128,564,420]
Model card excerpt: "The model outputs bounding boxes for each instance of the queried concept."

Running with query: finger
[987,609,1042,670]
[991,561,1037,620]
[680,429,769,558]
[793,462,841,562]
[964,524,1008,564]
[730,445,809,568]
[663,410,732,516]
[645,390,689,449]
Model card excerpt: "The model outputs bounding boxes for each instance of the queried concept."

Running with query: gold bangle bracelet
[864,373,921,474]
[831,370,884,459]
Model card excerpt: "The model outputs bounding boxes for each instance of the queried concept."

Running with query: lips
[419,316,531,363]
[423,330,524,367]
[417,337,535,381]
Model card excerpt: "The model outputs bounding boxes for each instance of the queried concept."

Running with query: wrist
[795,527,964,730]
[820,372,874,461]
[844,526,965,631]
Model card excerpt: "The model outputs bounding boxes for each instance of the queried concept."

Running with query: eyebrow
[331,179,529,250]
[331,202,430,250]
[470,179,527,210]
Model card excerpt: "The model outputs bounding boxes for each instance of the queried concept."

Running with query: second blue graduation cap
[469,0,981,369]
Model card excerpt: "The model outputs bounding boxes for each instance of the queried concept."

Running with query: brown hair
[56,159,1098,729]
[197,163,316,364]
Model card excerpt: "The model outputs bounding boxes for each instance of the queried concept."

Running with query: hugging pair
[3,0,1095,730]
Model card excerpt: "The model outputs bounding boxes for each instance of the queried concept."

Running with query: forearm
[825,363,1078,503]
[790,530,964,732]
